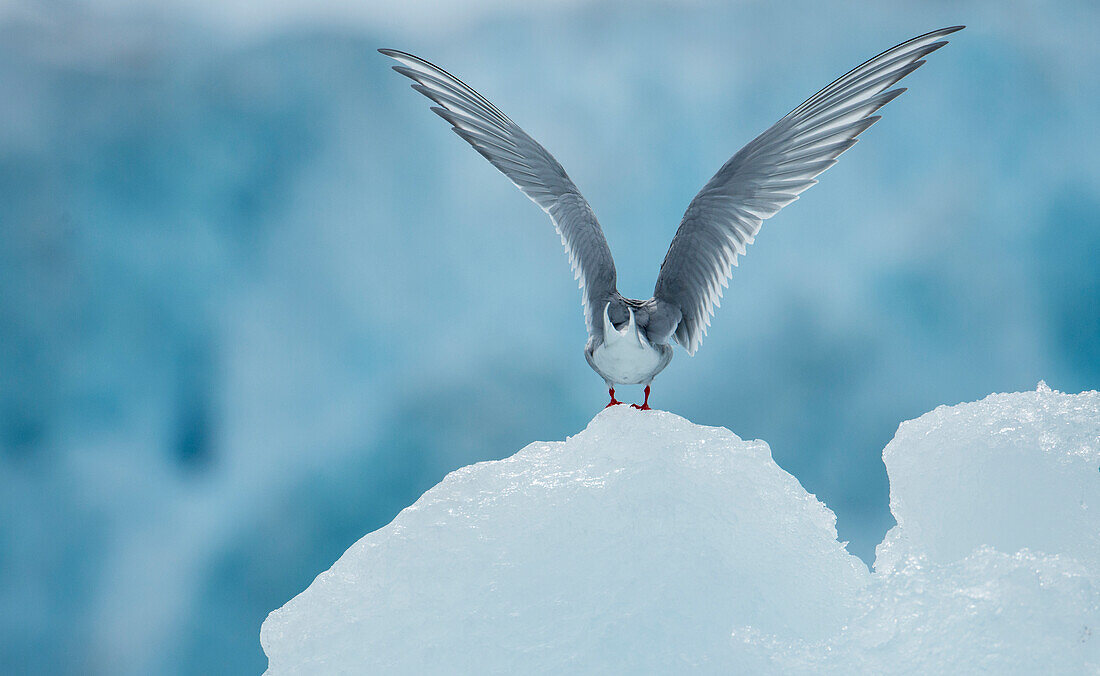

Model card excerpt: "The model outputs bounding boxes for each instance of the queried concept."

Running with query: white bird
[381,26,962,410]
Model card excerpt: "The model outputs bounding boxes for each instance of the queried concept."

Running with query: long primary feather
[380,49,618,338]
[653,26,963,354]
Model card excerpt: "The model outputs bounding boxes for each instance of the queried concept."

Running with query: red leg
[632,385,652,410]
[605,387,622,408]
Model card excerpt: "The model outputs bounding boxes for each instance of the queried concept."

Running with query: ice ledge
[262,388,1100,674]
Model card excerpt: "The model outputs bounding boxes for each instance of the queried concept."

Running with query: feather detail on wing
[653,26,963,355]
[379,49,617,337]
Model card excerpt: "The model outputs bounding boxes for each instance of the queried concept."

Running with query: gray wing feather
[380,49,617,337]
[653,26,963,355]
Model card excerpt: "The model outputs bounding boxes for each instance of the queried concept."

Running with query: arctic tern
[381,26,962,409]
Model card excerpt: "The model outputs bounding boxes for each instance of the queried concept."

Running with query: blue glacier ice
[262,386,1100,673]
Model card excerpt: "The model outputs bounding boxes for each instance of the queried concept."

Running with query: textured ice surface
[777,546,1100,674]
[261,408,869,672]
[880,383,1100,570]
[799,385,1100,674]
[262,387,1100,673]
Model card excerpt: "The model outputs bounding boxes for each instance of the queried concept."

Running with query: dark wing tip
[929,26,965,37]
[378,48,404,57]
[905,26,964,48]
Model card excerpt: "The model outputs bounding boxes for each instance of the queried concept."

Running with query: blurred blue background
[2,0,1098,672]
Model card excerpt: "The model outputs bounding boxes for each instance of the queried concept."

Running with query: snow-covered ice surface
[262,386,1100,674]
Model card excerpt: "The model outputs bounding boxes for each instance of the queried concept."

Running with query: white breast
[591,306,664,385]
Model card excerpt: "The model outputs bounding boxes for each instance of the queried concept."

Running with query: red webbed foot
[631,385,652,410]
[605,388,622,408]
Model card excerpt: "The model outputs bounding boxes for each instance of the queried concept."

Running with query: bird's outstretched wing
[380,49,618,337]
[653,26,963,355]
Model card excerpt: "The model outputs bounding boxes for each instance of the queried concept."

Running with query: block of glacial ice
[261,407,869,673]
[774,546,1100,674]
[263,387,1100,674]
[878,385,1100,571]
[770,386,1100,674]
